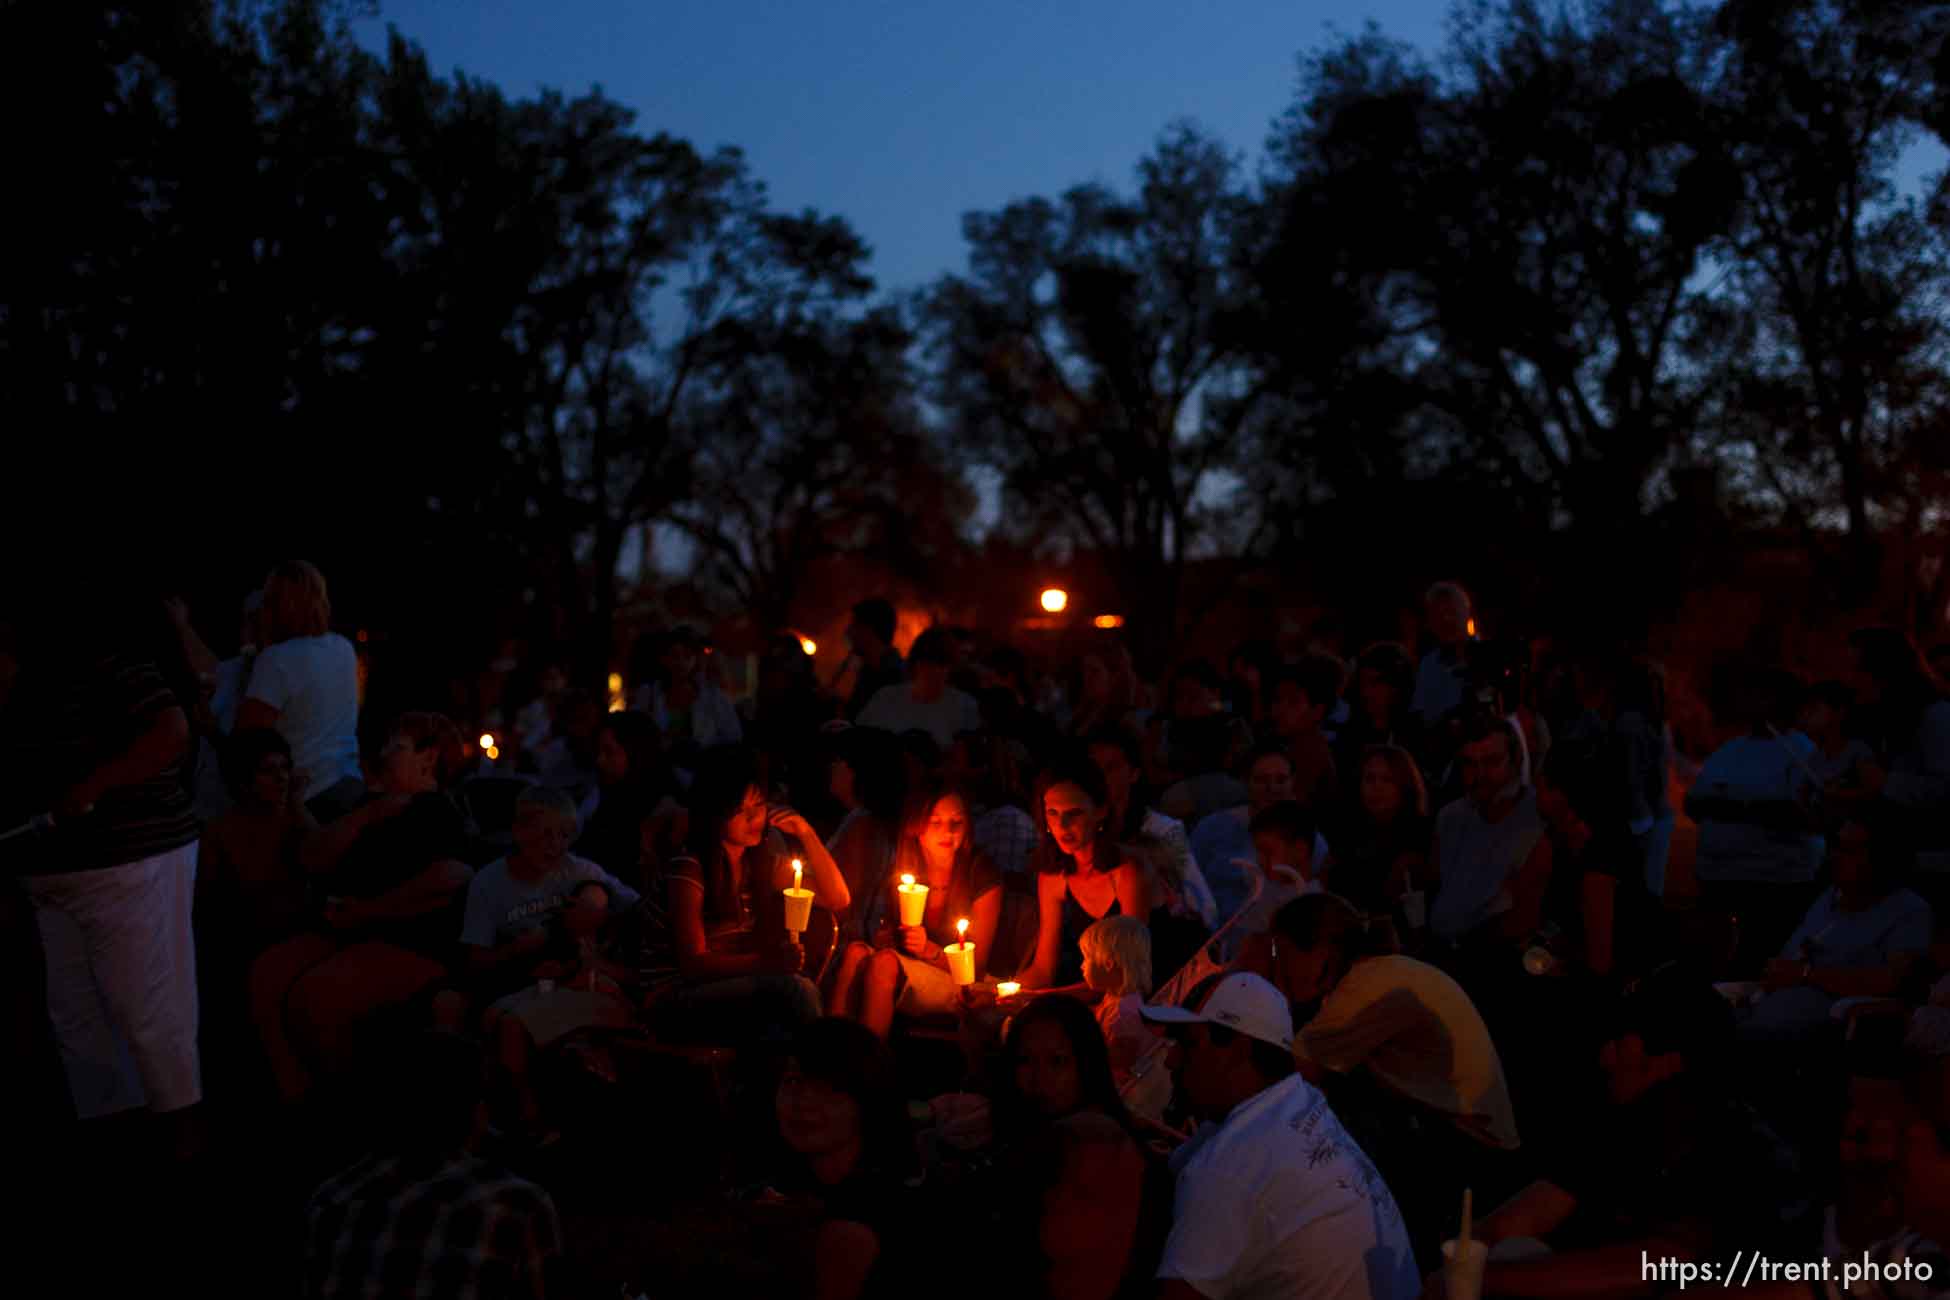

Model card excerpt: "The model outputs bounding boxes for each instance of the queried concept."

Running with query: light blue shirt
[1690,734,1825,884]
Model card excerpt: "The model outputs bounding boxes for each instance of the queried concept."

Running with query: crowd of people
[6,565,1950,1300]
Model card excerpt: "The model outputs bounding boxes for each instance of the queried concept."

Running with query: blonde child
[1079,914,1156,1083]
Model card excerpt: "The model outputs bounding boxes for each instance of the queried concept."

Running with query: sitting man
[304,1031,562,1299]
[1467,963,1817,1298]
[1144,973,1421,1300]
[1428,713,1551,986]
[1192,745,1330,926]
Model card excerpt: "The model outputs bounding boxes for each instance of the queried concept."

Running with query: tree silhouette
[924,123,1264,669]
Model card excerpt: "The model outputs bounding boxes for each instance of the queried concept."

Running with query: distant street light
[1093,614,1124,629]
[478,733,495,750]
[1040,588,1069,614]
[799,636,818,656]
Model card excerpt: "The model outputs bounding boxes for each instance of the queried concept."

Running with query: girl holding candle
[828,781,1002,1040]
[1018,757,1150,995]
[651,745,850,1040]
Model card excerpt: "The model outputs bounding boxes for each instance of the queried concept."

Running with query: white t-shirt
[460,854,642,948]
[856,682,981,750]
[1160,1074,1420,1300]
[245,633,363,798]
[1298,955,1520,1150]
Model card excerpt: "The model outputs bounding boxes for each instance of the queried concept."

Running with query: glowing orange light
[607,699,624,713]
[1040,588,1068,614]
[799,637,817,656]
[1467,618,1478,638]
[478,733,495,750]
[606,672,623,694]
[901,873,916,887]
[1093,614,1124,629]
[484,744,500,761]
[957,917,969,941]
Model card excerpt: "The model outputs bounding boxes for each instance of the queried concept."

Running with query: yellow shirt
[1296,955,1520,1150]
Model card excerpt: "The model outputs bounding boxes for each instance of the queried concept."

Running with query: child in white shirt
[1080,915,1165,1100]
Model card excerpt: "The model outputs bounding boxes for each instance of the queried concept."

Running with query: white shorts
[28,841,202,1117]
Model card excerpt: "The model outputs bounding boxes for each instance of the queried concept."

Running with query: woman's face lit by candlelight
[724,784,768,850]
[1014,1018,1082,1118]
[921,794,968,861]
[1043,782,1097,859]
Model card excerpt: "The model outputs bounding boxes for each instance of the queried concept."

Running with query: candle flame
[957,917,969,940]
[1466,618,1477,638]
[792,858,803,889]
[900,873,915,887]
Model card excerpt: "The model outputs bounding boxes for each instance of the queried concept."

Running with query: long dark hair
[786,1017,914,1182]
[682,744,764,922]
[1030,752,1120,877]
[997,995,1135,1139]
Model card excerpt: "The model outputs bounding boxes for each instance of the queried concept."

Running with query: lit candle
[782,857,813,936]
[995,981,1021,998]
[896,872,928,927]
[945,916,976,985]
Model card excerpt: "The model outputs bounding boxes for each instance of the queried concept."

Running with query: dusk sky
[352,1,1454,296]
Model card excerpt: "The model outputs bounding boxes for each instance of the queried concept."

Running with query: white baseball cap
[1141,972,1293,1052]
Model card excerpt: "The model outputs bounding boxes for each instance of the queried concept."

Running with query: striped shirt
[304,1152,559,1300]
[17,656,198,875]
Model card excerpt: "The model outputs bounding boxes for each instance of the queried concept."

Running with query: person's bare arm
[969,881,1004,979]
[770,808,849,912]
[1477,1180,1579,1245]
[298,794,407,875]
[1113,859,1152,921]
[1021,871,1069,990]
[1501,835,1554,939]
[1479,1228,1707,1299]
[60,706,190,815]
[163,598,220,681]
[338,860,472,925]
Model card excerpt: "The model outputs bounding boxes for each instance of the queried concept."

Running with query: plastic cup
[945,941,977,985]
[1402,890,1427,929]
[1443,1239,1488,1300]
[782,887,814,934]
[897,881,928,927]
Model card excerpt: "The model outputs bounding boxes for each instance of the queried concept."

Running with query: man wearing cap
[1145,973,1421,1300]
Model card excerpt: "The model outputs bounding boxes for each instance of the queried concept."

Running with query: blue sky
[351,1,1454,296]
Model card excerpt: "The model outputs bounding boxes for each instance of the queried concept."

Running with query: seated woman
[1242,891,1522,1262]
[576,709,678,888]
[773,1018,916,1300]
[1324,744,1431,925]
[1019,757,1150,996]
[649,744,849,1041]
[828,781,1002,1039]
[1741,814,1935,1048]
[989,996,1174,1300]
[247,712,476,1104]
